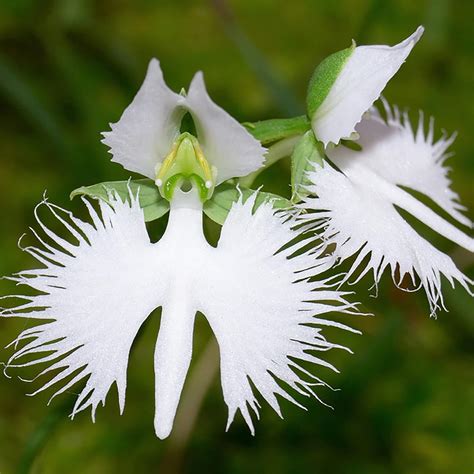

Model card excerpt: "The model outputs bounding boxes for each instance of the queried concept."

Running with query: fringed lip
[1,190,359,438]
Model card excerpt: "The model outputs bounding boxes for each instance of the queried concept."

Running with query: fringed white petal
[312,27,423,146]
[186,72,266,183]
[3,189,358,438]
[365,100,470,227]
[2,194,163,420]
[201,195,359,434]
[101,59,184,178]
[301,107,473,315]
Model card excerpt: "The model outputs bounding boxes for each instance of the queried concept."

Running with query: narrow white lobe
[352,165,474,252]
[154,287,196,440]
[153,189,206,440]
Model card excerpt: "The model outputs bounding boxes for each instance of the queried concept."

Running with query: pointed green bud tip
[306,43,355,119]
[155,133,215,202]
[290,130,325,202]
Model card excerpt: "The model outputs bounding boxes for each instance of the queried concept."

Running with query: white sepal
[312,27,424,146]
[101,59,183,178]
[301,105,473,315]
[186,72,266,183]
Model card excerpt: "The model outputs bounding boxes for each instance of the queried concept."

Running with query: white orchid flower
[308,26,424,146]
[1,60,358,439]
[300,100,473,315]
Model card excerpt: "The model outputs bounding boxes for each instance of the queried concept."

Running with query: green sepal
[70,179,170,222]
[290,130,325,201]
[306,42,355,119]
[243,116,310,145]
[203,183,291,225]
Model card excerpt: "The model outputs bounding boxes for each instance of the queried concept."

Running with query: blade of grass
[16,398,73,474]
[0,54,90,179]
[0,55,70,156]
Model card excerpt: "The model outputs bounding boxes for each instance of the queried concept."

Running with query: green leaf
[243,116,310,145]
[291,130,325,201]
[70,179,170,222]
[203,184,291,225]
[306,43,355,118]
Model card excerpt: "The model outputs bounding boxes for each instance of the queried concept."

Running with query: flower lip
[3,189,358,439]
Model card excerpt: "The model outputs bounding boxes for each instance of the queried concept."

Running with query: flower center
[155,133,215,202]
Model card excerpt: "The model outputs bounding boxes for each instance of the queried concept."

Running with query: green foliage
[290,130,325,200]
[72,180,290,227]
[244,116,310,144]
[203,183,291,225]
[71,179,170,222]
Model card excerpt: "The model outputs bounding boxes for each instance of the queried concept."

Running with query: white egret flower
[1,60,358,439]
[308,26,424,146]
[300,101,473,315]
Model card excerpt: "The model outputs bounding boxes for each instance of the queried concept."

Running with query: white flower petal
[185,72,266,183]
[2,193,163,420]
[101,59,184,178]
[301,108,473,315]
[200,196,358,433]
[153,190,358,436]
[366,100,470,227]
[3,189,358,438]
[312,27,424,146]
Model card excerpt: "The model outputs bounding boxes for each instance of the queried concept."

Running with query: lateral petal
[311,27,423,146]
[200,195,358,433]
[2,193,164,419]
[355,102,471,227]
[186,72,266,183]
[102,59,184,178]
[326,107,474,251]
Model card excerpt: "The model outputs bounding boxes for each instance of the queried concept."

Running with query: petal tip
[154,423,172,440]
[146,57,162,75]
[191,69,205,84]
[413,25,425,42]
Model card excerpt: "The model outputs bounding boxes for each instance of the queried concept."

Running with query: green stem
[240,135,302,188]
[159,338,220,474]
[16,398,72,474]
[244,116,310,145]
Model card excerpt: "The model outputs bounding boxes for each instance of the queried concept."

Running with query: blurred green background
[0,0,473,473]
